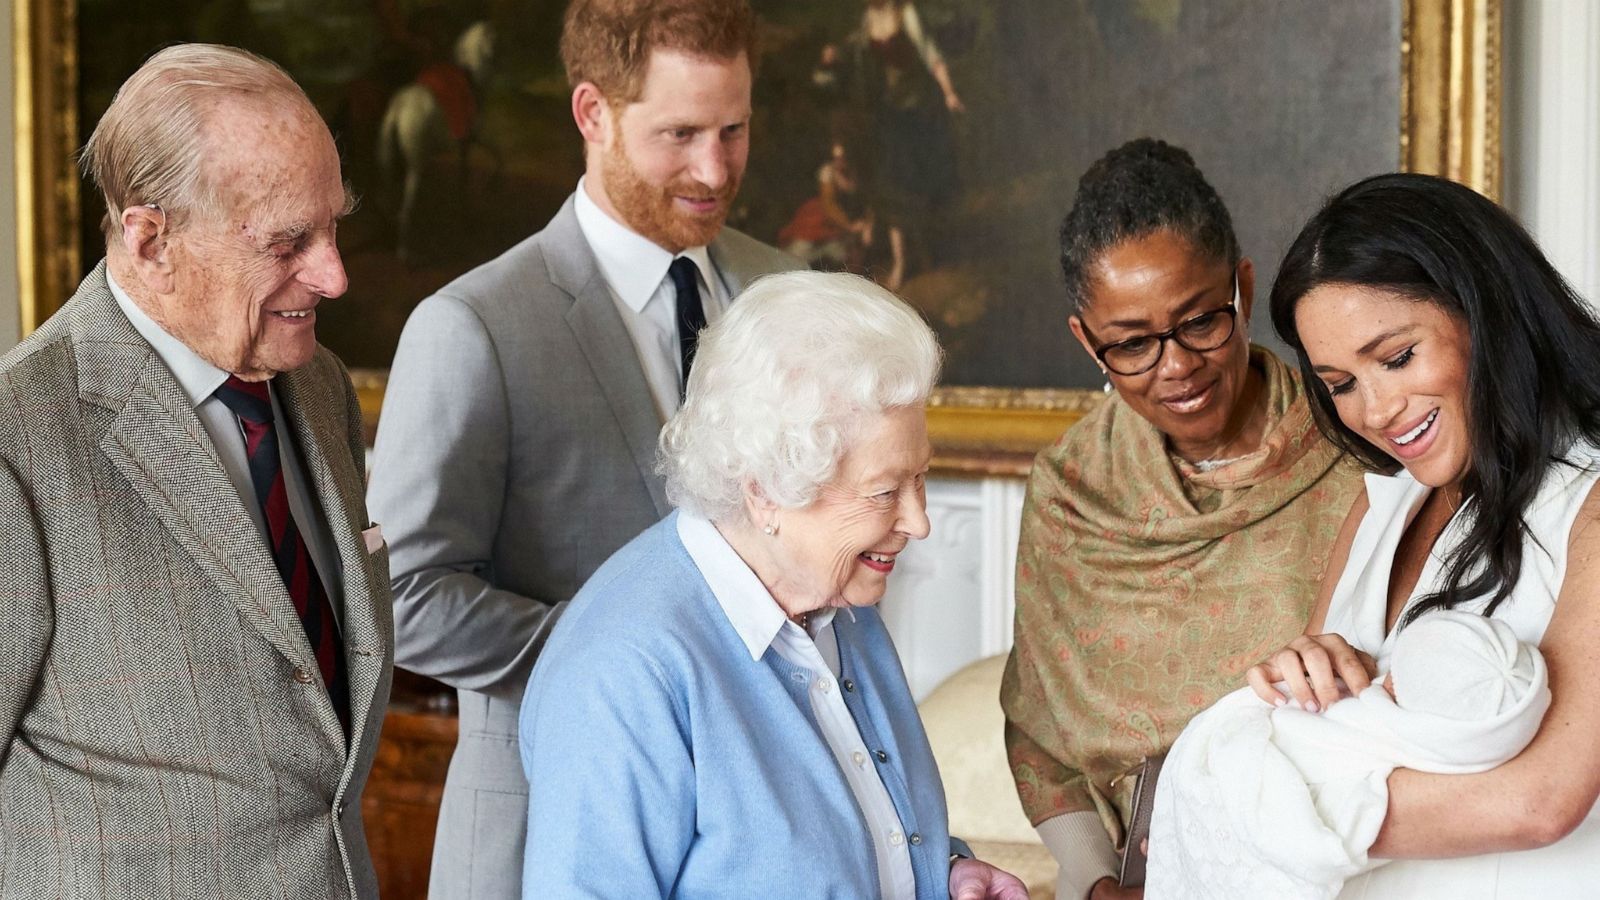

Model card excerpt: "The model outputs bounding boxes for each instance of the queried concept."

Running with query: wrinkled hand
[1246,633,1376,713]
[949,857,1029,900]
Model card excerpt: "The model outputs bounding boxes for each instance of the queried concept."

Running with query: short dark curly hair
[1058,138,1239,312]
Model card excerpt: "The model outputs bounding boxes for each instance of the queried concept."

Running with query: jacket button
[909,833,922,845]
[292,667,316,684]
[874,749,889,763]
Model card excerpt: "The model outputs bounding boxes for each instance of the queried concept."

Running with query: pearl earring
[763,523,777,536]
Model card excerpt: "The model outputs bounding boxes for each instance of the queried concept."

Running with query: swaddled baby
[1145,610,1550,900]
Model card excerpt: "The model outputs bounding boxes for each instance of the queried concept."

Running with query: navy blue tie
[670,257,706,397]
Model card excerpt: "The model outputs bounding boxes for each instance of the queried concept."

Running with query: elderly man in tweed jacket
[0,45,392,899]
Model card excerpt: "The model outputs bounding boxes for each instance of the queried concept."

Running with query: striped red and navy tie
[215,375,350,733]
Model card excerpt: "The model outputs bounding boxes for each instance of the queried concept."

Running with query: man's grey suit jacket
[368,195,799,899]
[0,263,395,900]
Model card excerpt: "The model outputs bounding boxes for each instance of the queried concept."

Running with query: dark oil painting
[75,0,1400,389]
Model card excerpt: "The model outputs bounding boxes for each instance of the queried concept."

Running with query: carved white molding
[1507,0,1600,305]
[880,475,1027,700]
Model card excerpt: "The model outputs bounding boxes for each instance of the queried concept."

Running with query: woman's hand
[1088,876,1142,899]
[949,857,1030,900]
[1246,633,1376,712]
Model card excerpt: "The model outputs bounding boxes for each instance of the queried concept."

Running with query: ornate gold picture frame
[14,0,1499,475]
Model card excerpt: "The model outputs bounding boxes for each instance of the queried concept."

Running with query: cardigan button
[874,749,888,763]
[842,679,855,692]
[909,833,922,846]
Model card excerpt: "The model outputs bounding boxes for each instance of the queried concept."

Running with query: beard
[602,135,740,252]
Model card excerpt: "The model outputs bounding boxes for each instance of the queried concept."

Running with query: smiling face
[760,406,933,616]
[1294,284,1473,487]
[1069,229,1261,461]
[155,101,350,380]
[590,49,751,253]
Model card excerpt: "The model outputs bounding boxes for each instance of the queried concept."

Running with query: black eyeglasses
[1083,274,1240,376]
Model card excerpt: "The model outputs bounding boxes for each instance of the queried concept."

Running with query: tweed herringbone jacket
[0,263,394,900]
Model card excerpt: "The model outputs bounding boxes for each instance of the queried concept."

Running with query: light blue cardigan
[519,512,964,898]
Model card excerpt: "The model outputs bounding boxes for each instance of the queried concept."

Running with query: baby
[1144,610,1550,900]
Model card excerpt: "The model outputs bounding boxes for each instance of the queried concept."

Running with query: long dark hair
[1270,173,1600,625]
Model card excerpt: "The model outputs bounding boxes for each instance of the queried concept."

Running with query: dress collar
[677,511,835,661]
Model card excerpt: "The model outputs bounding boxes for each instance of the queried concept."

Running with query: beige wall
[1505,0,1600,306]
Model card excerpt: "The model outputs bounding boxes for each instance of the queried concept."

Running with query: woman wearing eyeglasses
[999,139,1364,900]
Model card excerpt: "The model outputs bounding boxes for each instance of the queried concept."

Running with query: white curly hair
[658,271,941,522]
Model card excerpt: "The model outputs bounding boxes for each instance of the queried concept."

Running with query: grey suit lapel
[86,321,317,678]
[276,366,390,762]
[75,270,346,745]
[545,198,672,517]
[708,234,757,299]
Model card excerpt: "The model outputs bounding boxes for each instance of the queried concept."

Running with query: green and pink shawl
[1000,348,1363,847]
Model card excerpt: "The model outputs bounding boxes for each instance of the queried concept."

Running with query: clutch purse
[1116,752,1166,889]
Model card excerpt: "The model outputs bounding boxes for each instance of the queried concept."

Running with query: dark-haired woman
[1249,172,1600,895]
[1000,139,1362,900]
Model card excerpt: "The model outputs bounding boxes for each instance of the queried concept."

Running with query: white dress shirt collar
[677,511,836,661]
[573,176,716,310]
[106,269,229,409]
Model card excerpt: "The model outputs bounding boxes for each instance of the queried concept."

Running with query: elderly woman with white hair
[517,272,1027,900]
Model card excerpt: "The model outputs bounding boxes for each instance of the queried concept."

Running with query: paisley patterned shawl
[1000,347,1364,847]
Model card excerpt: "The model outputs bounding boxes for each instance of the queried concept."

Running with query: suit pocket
[468,788,529,897]
[365,540,392,590]
[450,729,528,793]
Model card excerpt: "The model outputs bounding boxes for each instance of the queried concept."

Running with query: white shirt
[677,512,916,900]
[573,177,728,422]
[107,271,342,626]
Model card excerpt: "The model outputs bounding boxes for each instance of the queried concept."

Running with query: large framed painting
[16,0,1498,474]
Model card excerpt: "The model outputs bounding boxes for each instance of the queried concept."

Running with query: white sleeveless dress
[1323,445,1600,899]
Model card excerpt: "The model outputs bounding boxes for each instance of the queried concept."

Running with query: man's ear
[571,81,613,147]
[119,204,176,295]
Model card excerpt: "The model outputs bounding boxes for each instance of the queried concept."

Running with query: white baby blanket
[1145,612,1549,900]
